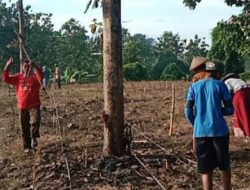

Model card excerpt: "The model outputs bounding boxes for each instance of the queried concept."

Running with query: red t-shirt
[3,70,44,109]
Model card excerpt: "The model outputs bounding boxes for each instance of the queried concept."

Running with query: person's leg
[196,137,216,189]
[192,136,197,157]
[19,109,31,149]
[58,78,61,89]
[29,107,41,148]
[222,170,231,190]
[201,170,213,190]
[213,135,231,190]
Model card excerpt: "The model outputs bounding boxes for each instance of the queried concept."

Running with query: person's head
[55,64,58,68]
[190,56,208,73]
[21,60,31,74]
[205,61,224,79]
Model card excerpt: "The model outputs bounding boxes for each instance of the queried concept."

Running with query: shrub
[240,72,250,81]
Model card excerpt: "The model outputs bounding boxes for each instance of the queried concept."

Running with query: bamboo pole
[169,82,175,136]
[17,0,25,72]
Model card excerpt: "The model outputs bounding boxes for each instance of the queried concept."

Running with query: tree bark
[102,0,125,157]
[18,0,25,72]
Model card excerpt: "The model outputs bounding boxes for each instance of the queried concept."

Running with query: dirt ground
[0,81,249,190]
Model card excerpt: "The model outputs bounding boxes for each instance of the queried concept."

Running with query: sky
[4,0,242,44]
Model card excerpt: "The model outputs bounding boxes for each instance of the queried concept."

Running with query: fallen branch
[133,153,167,190]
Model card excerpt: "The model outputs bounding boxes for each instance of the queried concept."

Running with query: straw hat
[189,56,208,71]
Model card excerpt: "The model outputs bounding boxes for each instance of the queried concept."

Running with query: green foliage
[151,54,177,80]
[123,62,148,81]
[181,34,209,66]
[209,20,248,74]
[2,1,247,83]
[183,0,247,9]
[123,33,156,72]
[0,2,19,71]
[160,61,188,80]
[84,0,101,13]
[61,66,96,83]
[240,72,250,81]
[152,32,207,80]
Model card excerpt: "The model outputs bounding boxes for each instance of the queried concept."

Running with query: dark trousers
[19,107,41,149]
[56,78,61,89]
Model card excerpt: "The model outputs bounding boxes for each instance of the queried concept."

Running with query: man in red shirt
[3,57,44,152]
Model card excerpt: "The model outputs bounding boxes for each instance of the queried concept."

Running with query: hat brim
[221,73,239,81]
[189,57,208,71]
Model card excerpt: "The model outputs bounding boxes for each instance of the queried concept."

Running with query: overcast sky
[4,0,242,44]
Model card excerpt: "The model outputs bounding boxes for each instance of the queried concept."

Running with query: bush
[240,72,250,81]
[160,62,187,80]
[123,62,148,81]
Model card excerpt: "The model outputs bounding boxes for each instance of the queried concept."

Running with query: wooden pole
[18,0,25,72]
[169,83,175,136]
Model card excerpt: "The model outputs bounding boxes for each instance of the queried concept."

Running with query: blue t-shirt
[185,78,233,137]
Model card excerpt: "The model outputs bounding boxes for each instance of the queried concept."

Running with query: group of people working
[2,56,250,189]
[185,56,250,190]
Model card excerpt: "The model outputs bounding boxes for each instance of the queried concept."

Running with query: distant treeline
[0,2,249,82]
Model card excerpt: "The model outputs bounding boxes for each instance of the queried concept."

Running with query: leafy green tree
[151,31,184,80]
[160,60,188,80]
[183,0,247,9]
[182,34,209,66]
[50,19,100,79]
[209,20,247,73]
[155,31,184,58]
[26,12,54,65]
[123,33,156,72]
[184,0,250,74]
[0,1,19,71]
[123,62,148,81]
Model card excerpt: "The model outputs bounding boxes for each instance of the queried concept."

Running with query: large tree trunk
[102,0,125,157]
[18,0,25,72]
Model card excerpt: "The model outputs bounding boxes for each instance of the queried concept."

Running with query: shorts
[195,134,230,173]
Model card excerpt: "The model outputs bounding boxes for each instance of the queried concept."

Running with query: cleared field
[0,81,249,190]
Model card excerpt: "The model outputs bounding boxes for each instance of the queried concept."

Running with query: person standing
[189,56,209,155]
[222,73,250,137]
[185,61,234,190]
[42,65,50,90]
[54,64,61,89]
[3,57,44,152]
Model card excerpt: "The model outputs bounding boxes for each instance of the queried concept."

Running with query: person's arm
[30,61,44,81]
[184,86,195,125]
[185,100,195,125]
[221,83,234,116]
[2,57,19,85]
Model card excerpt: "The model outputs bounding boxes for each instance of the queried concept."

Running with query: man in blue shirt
[185,61,234,190]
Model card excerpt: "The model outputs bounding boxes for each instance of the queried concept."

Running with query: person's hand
[5,57,14,70]
[7,57,14,66]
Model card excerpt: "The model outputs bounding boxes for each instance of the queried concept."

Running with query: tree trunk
[102,0,125,157]
[18,0,25,72]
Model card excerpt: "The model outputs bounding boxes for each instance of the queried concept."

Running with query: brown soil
[0,81,249,190]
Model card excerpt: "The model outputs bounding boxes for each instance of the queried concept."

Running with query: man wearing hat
[222,73,250,137]
[190,56,208,82]
[185,61,234,190]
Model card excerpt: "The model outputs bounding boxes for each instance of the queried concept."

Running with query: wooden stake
[17,0,25,72]
[169,83,175,136]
